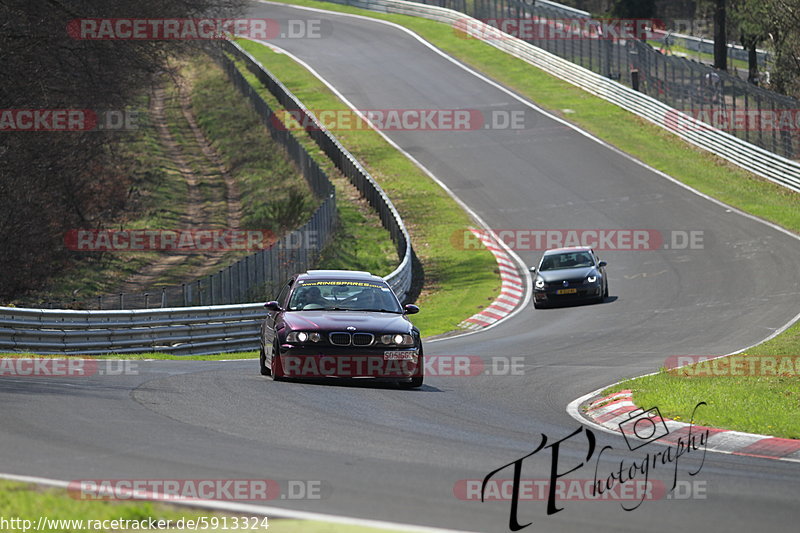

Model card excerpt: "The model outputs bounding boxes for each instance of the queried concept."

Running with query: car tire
[534,300,545,309]
[271,340,284,382]
[604,283,609,298]
[398,352,423,389]
[259,344,270,376]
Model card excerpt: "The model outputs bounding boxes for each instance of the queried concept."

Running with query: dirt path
[116,77,242,294]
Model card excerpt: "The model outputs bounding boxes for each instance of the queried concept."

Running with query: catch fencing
[411,0,800,159]
[318,0,800,192]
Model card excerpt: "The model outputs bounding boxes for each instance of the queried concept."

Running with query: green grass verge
[0,479,418,532]
[0,480,265,533]
[602,320,800,439]
[268,520,415,532]
[234,40,500,337]
[646,40,752,71]
[224,53,398,280]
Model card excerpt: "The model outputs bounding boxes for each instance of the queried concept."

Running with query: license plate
[384,351,417,360]
[556,288,578,295]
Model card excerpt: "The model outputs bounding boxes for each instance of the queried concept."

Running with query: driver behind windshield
[354,287,382,309]
[541,252,594,270]
[293,286,328,309]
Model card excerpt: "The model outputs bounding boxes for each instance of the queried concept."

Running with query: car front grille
[352,333,374,346]
[329,332,351,346]
[328,332,375,346]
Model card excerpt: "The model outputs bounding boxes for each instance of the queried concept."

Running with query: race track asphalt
[1,3,799,531]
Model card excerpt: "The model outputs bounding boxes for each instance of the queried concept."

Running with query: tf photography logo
[478,402,709,530]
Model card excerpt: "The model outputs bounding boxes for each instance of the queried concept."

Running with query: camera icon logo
[618,407,670,450]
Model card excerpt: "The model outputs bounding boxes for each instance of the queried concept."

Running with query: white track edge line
[0,473,477,533]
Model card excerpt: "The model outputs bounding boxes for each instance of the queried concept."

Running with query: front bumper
[533,283,601,304]
[278,345,421,379]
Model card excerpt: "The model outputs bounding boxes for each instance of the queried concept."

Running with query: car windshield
[287,280,403,312]
[539,251,595,271]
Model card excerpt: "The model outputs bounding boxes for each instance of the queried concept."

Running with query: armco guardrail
[650,30,769,66]
[222,40,414,301]
[318,0,800,193]
[0,304,265,356]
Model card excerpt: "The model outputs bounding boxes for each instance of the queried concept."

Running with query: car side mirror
[598,261,607,268]
[265,301,282,312]
[529,266,537,273]
[403,304,419,315]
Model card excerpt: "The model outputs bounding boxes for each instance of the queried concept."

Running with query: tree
[610,0,657,18]
[730,0,771,83]
[729,0,800,96]
[0,0,244,299]
[713,0,728,70]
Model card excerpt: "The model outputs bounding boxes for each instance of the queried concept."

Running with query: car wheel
[259,344,270,376]
[271,340,284,382]
[534,300,545,309]
[604,283,609,298]
[398,352,423,389]
[595,290,605,304]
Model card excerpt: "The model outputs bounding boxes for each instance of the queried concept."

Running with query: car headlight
[381,334,415,346]
[286,331,321,343]
[587,275,597,283]
[535,278,545,289]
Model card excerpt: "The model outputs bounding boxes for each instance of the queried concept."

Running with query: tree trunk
[713,0,728,71]
[748,43,758,84]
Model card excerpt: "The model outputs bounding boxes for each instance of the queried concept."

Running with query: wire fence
[390,0,800,159]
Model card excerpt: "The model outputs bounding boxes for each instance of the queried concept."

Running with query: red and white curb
[580,390,800,463]
[458,229,525,330]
